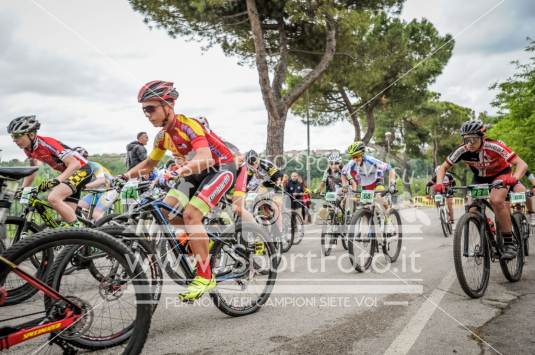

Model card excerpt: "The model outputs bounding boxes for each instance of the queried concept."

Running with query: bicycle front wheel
[348,209,375,272]
[453,213,490,298]
[382,209,402,262]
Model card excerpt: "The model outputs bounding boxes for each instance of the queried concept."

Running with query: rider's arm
[56,155,81,182]
[317,181,325,193]
[436,162,449,183]
[124,158,159,180]
[22,159,40,188]
[85,176,106,189]
[511,156,528,181]
[178,147,215,176]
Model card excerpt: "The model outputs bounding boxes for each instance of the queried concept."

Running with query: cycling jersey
[446,139,516,177]
[24,135,87,172]
[233,159,282,197]
[149,114,234,165]
[322,168,343,192]
[342,156,391,188]
[87,161,113,186]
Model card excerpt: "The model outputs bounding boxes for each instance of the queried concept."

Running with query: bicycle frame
[0,256,82,350]
[133,196,251,283]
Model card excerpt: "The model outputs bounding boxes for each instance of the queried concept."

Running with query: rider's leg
[48,184,77,223]
[446,197,454,222]
[490,187,511,234]
[183,204,211,279]
[232,195,256,224]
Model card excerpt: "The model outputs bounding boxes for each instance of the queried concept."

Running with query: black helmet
[245,150,259,165]
[460,119,485,136]
[7,115,41,135]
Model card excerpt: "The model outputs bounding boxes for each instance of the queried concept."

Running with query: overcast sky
[1,0,533,161]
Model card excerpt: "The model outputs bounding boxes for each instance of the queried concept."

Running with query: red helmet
[137,80,179,103]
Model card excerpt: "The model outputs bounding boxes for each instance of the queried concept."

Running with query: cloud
[0,13,133,102]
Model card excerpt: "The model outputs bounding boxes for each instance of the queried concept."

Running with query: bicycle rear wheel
[291,211,305,245]
[211,223,277,317]
[453,213,490,298]
[348,209,375,272]
[499,216,524,282]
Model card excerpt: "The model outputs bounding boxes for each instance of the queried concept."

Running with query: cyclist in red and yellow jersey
[119,80,236,301]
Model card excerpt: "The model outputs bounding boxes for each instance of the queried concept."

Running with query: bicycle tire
[96,225,163,312]
[382,209,402,262]
[1,217,52,306]
[210,223,277,317]
[348,209,375,272]
[453,213,490,298]
[512,212,529,256]
[439,207,450,238]
[41,228,152,353]
[499,215,524,282]
[291,212,305,245]
[320,217,336,257]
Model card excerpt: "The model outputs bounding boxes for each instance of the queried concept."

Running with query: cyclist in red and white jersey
[7,115,93,226]
[117,80,236,301]
[435,119,528,259]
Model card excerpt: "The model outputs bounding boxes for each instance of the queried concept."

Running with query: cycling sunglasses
[142,104,161,114]
[329,162,341,165]
[11,133,26,139]
[463,136,481,145]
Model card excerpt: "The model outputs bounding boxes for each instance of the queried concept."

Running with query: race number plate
[325,192,337,202]
[19,187,34,204]
[360,190,375,204]
[509,192,526,204]
[120,181,140,205]
[470,185,490,199]
[434,194,444,204]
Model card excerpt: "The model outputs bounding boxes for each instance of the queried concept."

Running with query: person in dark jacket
[126,132,148,170]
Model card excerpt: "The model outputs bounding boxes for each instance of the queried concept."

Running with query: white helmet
[327,151,341,163]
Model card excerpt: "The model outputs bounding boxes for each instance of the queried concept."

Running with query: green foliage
[290,13,454,139]
[488,40,535,170]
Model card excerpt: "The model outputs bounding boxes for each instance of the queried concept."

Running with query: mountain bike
[433,193,453,238]
[115,178,278,317]
[452,182,524,298]
[320,191,352,256]
[509,190,532,256]
[348,189,402,272]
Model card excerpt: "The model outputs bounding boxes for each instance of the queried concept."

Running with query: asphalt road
[7,207,535,354]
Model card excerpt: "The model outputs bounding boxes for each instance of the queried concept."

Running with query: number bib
[325,192,337,202]
[509,192,526,204]
[470,185,490,199]
[360,190,375,204]
[434,194,444,204]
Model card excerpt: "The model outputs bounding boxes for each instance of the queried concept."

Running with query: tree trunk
[432,137,438,168]
[265,111,287,165]
[246,0,337,159]
[362,105,376,144]
[339,87,361,140]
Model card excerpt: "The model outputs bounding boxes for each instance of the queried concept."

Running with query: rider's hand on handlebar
[499,175,518,187]
[112,175,127,190]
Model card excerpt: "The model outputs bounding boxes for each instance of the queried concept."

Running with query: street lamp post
[306,90,311,188]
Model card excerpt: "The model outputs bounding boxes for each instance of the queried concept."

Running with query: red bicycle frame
[0,255,82,350]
